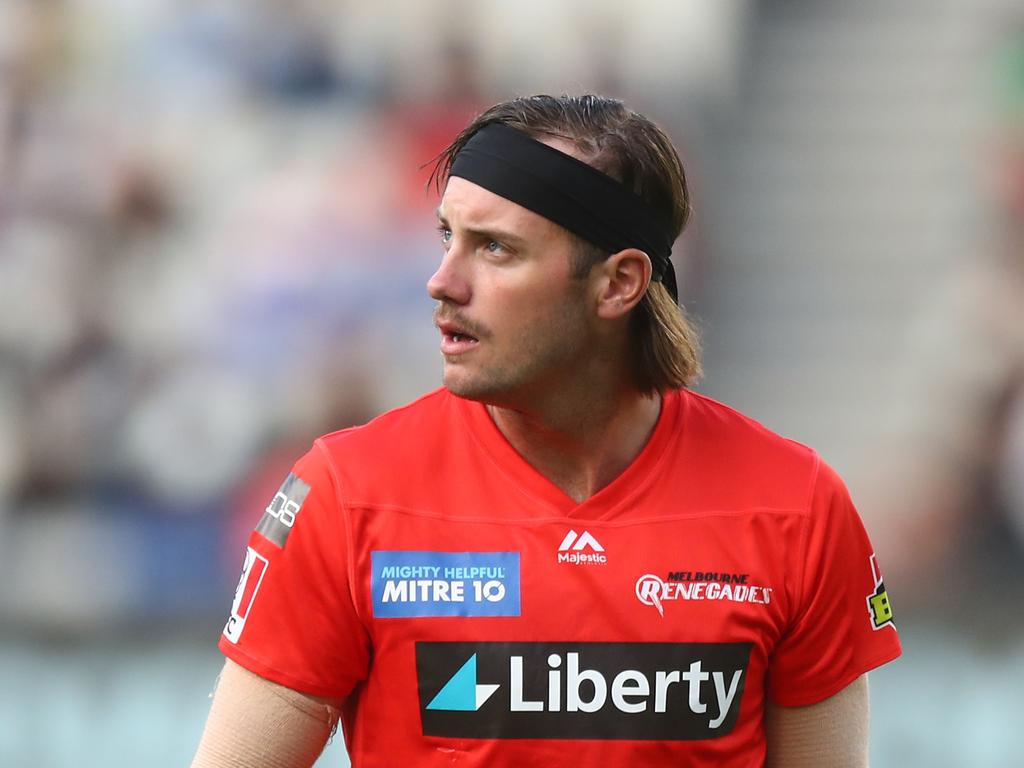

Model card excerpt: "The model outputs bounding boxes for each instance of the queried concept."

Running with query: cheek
[475,257,582,337]
[495,283,572,334]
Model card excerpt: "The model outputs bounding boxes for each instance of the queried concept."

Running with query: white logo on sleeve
[557,530,607,565]
[223,547,269,643]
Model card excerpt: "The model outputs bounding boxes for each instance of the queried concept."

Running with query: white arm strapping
[765,674,870,768]
[191,659,343,768]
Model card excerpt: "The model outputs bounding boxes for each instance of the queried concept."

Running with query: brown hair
[431,94,702,392]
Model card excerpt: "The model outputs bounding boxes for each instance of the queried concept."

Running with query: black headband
[448,123,678,300]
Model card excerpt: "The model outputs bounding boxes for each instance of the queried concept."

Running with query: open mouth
[437,322,480,355]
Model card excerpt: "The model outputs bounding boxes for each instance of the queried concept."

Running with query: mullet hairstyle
[430,94,702,393]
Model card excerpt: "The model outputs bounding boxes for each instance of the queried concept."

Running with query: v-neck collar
[455,388,684,519]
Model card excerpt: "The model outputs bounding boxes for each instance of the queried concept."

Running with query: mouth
[436,320,480,356]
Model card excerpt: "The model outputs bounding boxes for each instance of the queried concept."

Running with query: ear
[593,248,652,320]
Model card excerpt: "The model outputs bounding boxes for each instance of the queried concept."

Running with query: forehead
[438,177,566,245]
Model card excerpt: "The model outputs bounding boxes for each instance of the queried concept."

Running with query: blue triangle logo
[427,654,478,711]
[427,654,499,711]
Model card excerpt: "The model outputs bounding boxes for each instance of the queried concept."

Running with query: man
[192,95,901,767]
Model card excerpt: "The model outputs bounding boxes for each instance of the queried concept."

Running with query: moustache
[433,304,490,340]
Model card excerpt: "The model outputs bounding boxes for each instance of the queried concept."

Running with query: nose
[426,248,471,305]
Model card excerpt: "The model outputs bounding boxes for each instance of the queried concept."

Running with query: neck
[487,385,663,504]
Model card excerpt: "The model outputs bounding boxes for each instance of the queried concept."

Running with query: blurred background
[1,0,1023,765]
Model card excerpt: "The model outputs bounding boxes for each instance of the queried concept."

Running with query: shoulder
[672,389,824,512]
[304,388,467,505]
[679,389,820,468]
[314,388,457,466]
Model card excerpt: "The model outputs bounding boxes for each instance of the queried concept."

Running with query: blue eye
[437,225,452,243]
[486,241,504,253]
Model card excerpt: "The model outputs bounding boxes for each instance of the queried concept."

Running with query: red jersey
[219,388,901,767]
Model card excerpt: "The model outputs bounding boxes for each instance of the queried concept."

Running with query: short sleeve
[767,459,902,707]
[218,440,370,699]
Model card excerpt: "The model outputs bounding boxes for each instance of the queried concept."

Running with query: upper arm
[765,674,870,768]
[219,443,370,698]
[191,659,344,768]
[768,461,900,706]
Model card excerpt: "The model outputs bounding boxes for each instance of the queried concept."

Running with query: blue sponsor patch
[371,551,521,618]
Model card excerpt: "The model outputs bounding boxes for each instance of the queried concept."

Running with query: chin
[443,369,509,404]
[443,379,488,402]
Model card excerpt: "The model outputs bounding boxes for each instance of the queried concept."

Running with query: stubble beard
[443,292,592,407]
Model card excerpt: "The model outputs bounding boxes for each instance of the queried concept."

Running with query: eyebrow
[436,209,529,249]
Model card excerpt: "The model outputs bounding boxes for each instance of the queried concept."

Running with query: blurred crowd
[0,0,496,630]
[0,0,737,633]
[864,16,1024,635]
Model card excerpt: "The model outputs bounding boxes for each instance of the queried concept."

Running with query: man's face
[427,176,596,404]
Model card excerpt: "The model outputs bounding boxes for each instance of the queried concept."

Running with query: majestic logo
[417,641,751,740]
[635,573,773,616]
[557,530,607,565]
[371,551,521,618]
[866,554,894,630]
[223,547,268,643]
[255,473,311,548]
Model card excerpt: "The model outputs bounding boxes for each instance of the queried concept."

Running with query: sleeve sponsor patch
[223,547,269,643]
[371,551,521,618]
[255,472,311,548]
[866,554,895,630]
